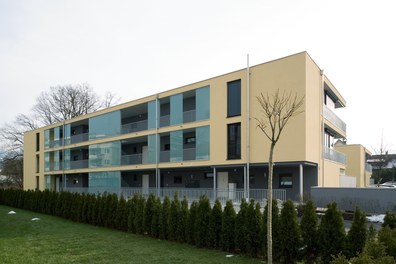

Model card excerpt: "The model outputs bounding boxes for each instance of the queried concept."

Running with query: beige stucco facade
[23,51,367,201]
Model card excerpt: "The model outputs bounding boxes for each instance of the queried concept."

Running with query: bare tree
[0,154,23,189]
[33,83,104,125]
[255,89,304,264]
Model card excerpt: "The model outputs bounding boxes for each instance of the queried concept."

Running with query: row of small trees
[0,188,395,263]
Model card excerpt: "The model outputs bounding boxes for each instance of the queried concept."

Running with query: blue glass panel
[63,148,70,170]
[89,171,120,193]
[148,134,157,164]
[44,152,50,172]
[148,100,157,130]
[44,130,50,149]
[170,130,183,162]
[45,175,51,190]
[54,127,60,147]
[54,150,59,170]
[170,94,183,125]
[89,141,121,168]
[89,111,121,140]
[64,124,71,145]
[196,126,210,160]
[196,86,210,121]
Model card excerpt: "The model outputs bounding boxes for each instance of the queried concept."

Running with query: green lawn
[0,205,262,264]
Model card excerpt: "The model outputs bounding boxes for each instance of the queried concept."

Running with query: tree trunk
[267,142,275,264]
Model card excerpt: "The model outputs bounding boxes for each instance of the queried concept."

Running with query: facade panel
[89,111,121,140]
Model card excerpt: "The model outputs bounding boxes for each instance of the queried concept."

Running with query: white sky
[0,0,395,153]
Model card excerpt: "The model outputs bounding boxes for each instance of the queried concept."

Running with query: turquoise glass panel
[148,100,157,130]
[54,127,60,147]
[89,171,120,193]
[54,150,59,170]
[170,130,183,162]
[196,86,210,121]
[196,126,210,160]
[148,134,157,164]
[64,124,71,145]
[170,94,183,125]
[45,175,51,190]
[89,111,121,140]
[89,141,121,168]
[44,130,50,149]
[63,148,70,170]
[44,152,50,172]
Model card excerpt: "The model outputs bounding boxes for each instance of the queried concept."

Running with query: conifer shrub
[378,226,396,259]
[261,199,280,259]
[177,197,189,243]
[195,195,211,248]
[318,202,346,263]
[127,193,140,233]
[279,200,301,263]
[383,211,396,229]
[300,199,319,263]
[169,192,181,241]
[187,200,198,245]
[235,198,248,254]
[346,207,367,258]
[245,200,261,257]
[144,193,156,235]
[134,194,146,234]
[208,199,223,248]
[150,197,161,238]
[159,196,171,240]
[115,194,128,231]
[221,200,236,252]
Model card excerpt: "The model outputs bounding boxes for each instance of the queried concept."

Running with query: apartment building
[23,51,370,201]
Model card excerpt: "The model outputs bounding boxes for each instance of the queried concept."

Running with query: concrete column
[299,164,304,203]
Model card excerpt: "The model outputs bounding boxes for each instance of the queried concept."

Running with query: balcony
[121,120,148,134]
[160,115,170,127]
[323,105,346,135]
[121,154,143,165]
[183,148,196,160]
[183,110,196,123]
[160,151,170,162]
[323,147,346,164]
[70,159,89,169]
[71,133,89,144]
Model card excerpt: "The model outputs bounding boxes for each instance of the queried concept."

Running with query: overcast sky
[0,0,395,153]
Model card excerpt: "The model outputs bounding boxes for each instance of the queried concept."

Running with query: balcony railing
[62,187,287,205]
[323,104,347,134]
[160,150,170,162]
[121,120,148,134]
[323,147,346,164]
[121,153,143,165]
[71,133,89,144]
[70,159,89,169]
[183,110,196,123]
[159,115,170,127]
[183,147,196,160]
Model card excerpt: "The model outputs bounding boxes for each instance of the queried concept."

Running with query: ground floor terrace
[45,162,318,204]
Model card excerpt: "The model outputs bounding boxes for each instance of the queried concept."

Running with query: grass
[0,205,262,264]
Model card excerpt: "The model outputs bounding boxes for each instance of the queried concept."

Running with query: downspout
[246,54,251,199]
[62,120,66,192]
[320,69,325,187]
[155,95,160,197]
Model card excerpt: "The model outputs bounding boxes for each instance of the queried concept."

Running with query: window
[36,133,40,151]
[36,155,40,173]
[36,176,40,190]
[204,172,214,179]
[280,174,293,188]
[227,123,241,159]
[174,175,182,184]
[185,136,196,144]
[227,79,241,117]
[164,143,170,151]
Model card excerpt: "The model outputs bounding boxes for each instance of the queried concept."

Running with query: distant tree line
[0,189,395,263]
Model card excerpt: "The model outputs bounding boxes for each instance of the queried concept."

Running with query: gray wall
[311,187,396,214]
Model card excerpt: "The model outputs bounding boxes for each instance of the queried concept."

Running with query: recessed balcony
[323,104,346,136]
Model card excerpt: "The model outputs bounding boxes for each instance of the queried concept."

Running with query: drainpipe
[246,54,250,199]
[155,95,160,197]
[62,120,66,192]
[320,69,325,187]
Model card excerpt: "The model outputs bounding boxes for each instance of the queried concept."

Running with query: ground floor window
[279,173,293,188]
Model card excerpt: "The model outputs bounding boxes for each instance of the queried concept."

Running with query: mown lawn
[0,205,262,264]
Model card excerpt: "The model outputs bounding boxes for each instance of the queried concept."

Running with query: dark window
[204,172,214,179]
[164,144,170,151]
[228,123,241,159]
[185,136,196,144]
[279,173,293,188]
[227,79,241,117]
[36,133,40,151]
[174,175,182,184]
[36,155,40,173]
[35,176,39,190]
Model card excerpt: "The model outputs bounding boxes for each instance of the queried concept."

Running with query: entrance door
[217,172,228,198]
[142,146,148,164]
[142,174,149,196]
